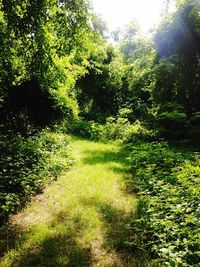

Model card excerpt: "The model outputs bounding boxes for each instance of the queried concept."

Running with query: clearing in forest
[0,136,137,267]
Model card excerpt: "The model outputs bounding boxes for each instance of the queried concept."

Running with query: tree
[154,0,200,116]
[91,14,108,38]
[76,45,123,122]
[0,0,104,127]
[117,23,156,121]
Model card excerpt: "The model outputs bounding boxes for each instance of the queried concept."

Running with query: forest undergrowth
[0,129,73,225]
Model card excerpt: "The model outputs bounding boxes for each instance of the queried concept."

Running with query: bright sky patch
[91,0,171,31]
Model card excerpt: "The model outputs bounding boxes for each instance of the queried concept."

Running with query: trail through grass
[0,136,137,267]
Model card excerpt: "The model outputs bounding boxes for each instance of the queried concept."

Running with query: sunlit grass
[0,136,136,267]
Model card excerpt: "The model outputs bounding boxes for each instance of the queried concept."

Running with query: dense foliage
[128,141,200,266]
[0,0,105,126]
[1,0,200,265]
[0,130,73,224]
[152,0,200,139]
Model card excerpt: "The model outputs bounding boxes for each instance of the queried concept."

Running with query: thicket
[70,108,155,143]
[0,130,72,225]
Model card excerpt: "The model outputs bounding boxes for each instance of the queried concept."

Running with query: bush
[188,112,200,140]
[0,129,73,224]
[69,120,103,140]
[155,103,188,139]
[157,110,187,138]
[101,116,129,140]
[127,141,200,266]
[70,108,155,143]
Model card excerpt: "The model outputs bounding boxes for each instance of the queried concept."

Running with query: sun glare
[91,0,169,32]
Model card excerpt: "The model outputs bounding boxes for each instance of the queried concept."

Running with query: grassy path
[0,136,137,267]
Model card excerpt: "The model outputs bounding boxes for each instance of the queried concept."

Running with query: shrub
[69,120,103,140]
[188,112,200,140]
[69,115,155,143]
[101,116,129,140]
[0,130,73,224]
[155,103,188,139]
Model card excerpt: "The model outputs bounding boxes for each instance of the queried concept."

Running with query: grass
[0,136,137,267]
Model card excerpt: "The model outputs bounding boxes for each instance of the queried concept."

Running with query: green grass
[0,136,137,267]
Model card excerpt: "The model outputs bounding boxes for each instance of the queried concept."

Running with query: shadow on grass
[80,196,136,264]
[82,145,135,194]
[0,222,22,257]
[0,212,92,267]
[82,146,129,167]
[0,198,135,267]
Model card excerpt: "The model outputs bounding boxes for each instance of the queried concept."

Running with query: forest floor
[0,136,137,267]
